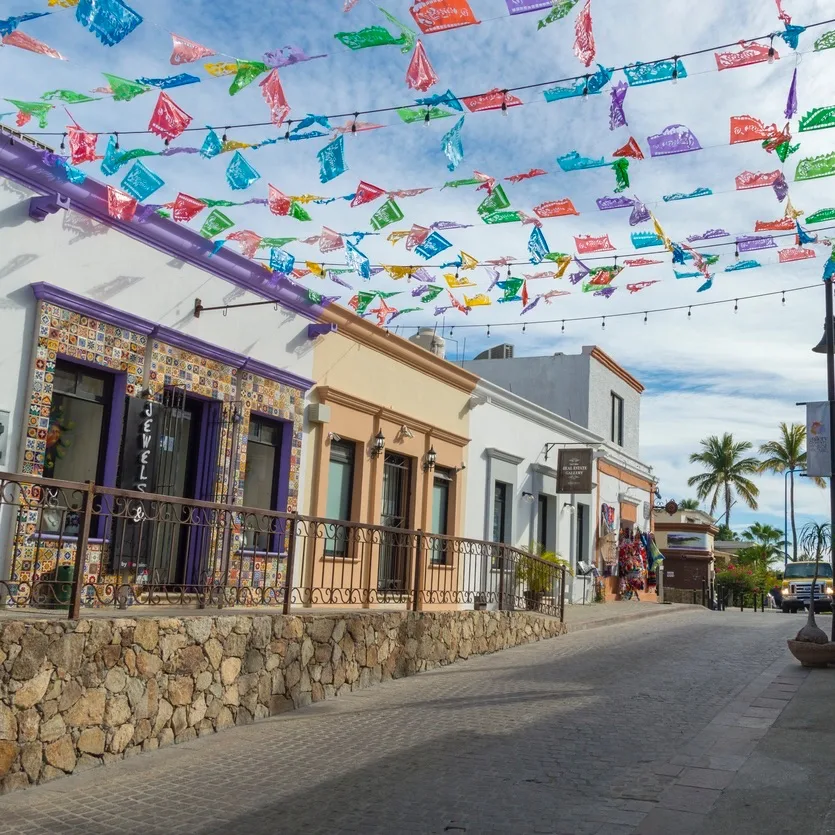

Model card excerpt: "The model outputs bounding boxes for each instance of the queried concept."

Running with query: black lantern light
[371,430,386,457]
[423,446,437,471]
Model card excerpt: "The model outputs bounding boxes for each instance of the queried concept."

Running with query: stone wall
[0,610,565,793]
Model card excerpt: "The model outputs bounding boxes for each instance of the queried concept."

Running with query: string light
[782,291,786,305]
[424,108,431,126]
[384,284,818,334]
[59,133,65,151]
[351,112,359,134]
[501,90,508,114]
[18,17,835,140]
[671,57,680,85]
[114,132,119,150]
[221,127,228,142]
[688,306,692,319]
[601,316,606,329]
[487,325,491,337]
[582,74,590,101]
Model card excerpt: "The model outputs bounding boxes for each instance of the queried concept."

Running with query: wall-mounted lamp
[327,432,342,443]
[371,430,386,458]
[453,463,466,474]
[522,491,535,503]
[423,446,437,472]
[562,502,576,514]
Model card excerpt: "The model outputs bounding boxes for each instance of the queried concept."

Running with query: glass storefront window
[243,416,282,551]
[325,440,355,556]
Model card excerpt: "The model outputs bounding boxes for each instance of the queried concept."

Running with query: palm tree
[678,498,700,510]
[796,521,830,643]
[738,522,785,570]
[759,422,826,562]
[687,433,760,528]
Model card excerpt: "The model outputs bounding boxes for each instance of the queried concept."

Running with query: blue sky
[2,0,835,534]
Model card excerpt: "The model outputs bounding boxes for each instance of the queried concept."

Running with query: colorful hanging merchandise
[617,531,648,600]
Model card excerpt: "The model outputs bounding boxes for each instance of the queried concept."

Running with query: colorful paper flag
[260,69,290,128]
[226,152,260,190]
[120,161,164,201]
[573,0,595,67]
[170,33,215,64]
[370,198,404,230]
[75,0,142,46]
[67,124,98,165]
[441,116,465,171]
[200,209,235,238]
[2,30,63,59]
[172,193,205,222]
[406,40,439,92]
[409,0,479,33]
[148,92,192,141]
[318,135,347,183]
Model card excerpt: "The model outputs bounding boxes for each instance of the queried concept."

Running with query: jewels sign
[557,449,593,494]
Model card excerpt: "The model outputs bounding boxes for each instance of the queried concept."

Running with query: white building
[464,345,656,600]
[463,379,601,603]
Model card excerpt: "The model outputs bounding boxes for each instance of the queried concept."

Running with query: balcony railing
[0,471,566,622]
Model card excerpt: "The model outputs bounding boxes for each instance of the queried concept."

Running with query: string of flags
[2,0,834,329]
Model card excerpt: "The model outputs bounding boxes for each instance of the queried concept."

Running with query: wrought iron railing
[0,471,566,622]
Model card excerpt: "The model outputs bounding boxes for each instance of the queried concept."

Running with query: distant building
[653,506,718,603]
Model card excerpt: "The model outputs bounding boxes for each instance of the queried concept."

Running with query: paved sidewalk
[0,609,794,835]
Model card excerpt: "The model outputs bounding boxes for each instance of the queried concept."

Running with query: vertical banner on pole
[806,401,831,477]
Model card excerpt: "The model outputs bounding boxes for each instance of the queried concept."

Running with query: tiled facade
[11,301,305,602]
[24,302,146,477]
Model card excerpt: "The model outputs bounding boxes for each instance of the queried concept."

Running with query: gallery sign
[556,448,593,494]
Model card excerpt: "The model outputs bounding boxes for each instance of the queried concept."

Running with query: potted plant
[516,549,572,610]
[787,522,835,667]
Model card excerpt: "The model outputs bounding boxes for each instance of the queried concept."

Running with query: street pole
[784,469,789,568]
[825,278,835,642]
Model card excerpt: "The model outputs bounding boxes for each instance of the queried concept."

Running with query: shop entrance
[378,452,412,592]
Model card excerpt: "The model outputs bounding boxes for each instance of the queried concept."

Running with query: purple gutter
[32,282,314,391]
[0,130,323,323]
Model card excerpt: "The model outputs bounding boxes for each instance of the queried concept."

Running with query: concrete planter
[786,639,835,667]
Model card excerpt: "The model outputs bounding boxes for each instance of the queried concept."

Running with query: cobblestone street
[0,609,803,834]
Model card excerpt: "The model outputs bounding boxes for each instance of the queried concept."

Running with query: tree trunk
[725,483,732,530]
[790,470,798,561]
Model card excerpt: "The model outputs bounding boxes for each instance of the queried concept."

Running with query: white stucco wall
[0,175,316,576]
[587,355,641,459]
[463,354,591,427]
[464,346,643,460]
[464,380,602,604]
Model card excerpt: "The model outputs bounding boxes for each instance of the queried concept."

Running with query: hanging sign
[806,401,831,477]
[556,448,593,494]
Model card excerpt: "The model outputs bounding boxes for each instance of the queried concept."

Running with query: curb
[565,603,699,634]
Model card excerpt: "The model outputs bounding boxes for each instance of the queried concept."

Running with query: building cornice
[589,346,645,394]
[485,448,525,466]
[0,128,321,322]
[317,305,479,394]
[316,386,470,447]
[32,282,314,391]
[532,463,559,479]
[474,379,603,444]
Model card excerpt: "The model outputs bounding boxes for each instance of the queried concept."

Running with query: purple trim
[102,373,127,491]
[29,193,70,222]
[33,282,314,390]
[275,418,294,517]
[307,323,337,340]
[33,282,155,335]
[0,130,323,322]
[152,325,246,370]
[239,358,313,393]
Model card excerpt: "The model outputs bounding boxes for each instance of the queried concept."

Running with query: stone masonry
[0,610,565,794]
